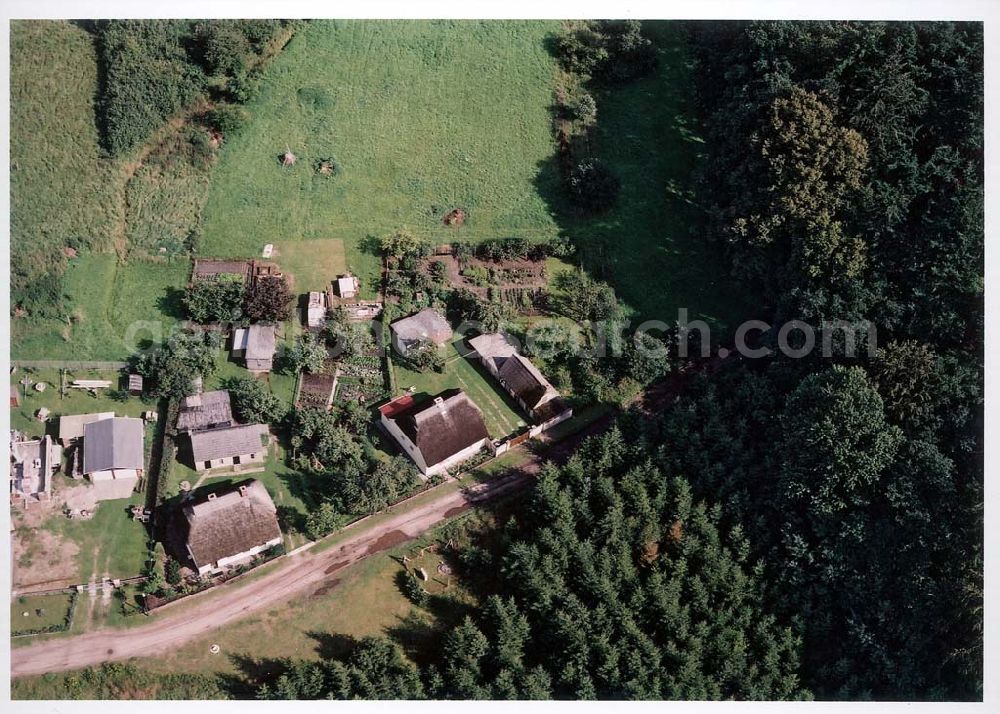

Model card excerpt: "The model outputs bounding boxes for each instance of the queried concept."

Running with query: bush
[196,22,252,77]
[96,20,206,156]
[568,158,621,213]
[183,275,245,323]
[204,104,250,136]
[244,276,293,322]
[398,569,429,607]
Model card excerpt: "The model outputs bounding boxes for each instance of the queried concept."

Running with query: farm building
[174,479,282,575]
[335,273,360,299]
[189,423,270,472]
[469,332,573,429]
[10,432,61,504]
[232,324,277,372]
[379,389,491,477]
[81,417,144,500]
[390,308,452,357]
[58,412,115,447]
[306,291,328,329]
[177,390,234,433]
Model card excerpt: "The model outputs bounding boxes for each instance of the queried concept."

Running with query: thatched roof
[390,389,490,467]
[179,480,281,570]
[498,354,559,410]
[469,332,518,371]
[177,390,234,432]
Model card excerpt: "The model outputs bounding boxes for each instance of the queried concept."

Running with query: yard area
[11,593,76,636]
[199,20,563,301]
[272,238,348,293]
[391,339,527,438]
[11,367,157,438]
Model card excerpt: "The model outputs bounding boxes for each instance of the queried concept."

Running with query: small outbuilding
[335,274,360,299]
[232,324,277,372]
[127,374,144,395]
[306,291,328,329]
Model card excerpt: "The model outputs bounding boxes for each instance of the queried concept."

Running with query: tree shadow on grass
[218,653,293,698]
[306,631,358,660]
[158,286,187,321]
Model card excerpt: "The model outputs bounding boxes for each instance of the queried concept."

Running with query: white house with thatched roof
[379,389,491,477]
[175,480,282,575]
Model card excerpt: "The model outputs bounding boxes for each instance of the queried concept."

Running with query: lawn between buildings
[390,338,529,439]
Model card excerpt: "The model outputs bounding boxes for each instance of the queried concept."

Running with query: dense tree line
[95,19,290,155]
[256,429,809,700]
[677,20,983,699]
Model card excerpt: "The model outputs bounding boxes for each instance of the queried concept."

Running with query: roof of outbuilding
[58,412,115,444]
[391,308,452,345]
[179,479,281,569]
[498,354,558,409]
[177,390,234,432]
[189,423,269,463]
[389,389,490,468]
[82,417,145,474]
[246,324,277,360]
[469,332,519,370]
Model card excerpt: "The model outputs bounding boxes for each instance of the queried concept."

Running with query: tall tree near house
[226,375,285,424]
[135,330,219,398]
[244,275,293,322]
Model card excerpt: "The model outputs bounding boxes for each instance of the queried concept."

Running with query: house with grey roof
[177,390,234,433]
[174,479,282,575]
[378,389,491,477]
[390,308,452,357]
[81,417,144,501]
[189,423,270,472]
[232,324,277,372]
[469,332,572,430]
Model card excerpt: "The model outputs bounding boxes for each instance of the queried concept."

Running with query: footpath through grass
[200,19,564,299]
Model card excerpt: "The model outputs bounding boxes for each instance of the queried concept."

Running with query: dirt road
[10,359,712,678]
[10,469,532,678]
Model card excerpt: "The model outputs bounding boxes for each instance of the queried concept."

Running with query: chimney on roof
[433,396,445,406]
[207,493,217,501]
[239,484,248,496]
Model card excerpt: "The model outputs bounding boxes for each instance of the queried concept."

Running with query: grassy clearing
[199,20,563,300]
[9,22,119,283]
[273,238,348,293]
[554,24,756,331]
[44,496,150,582]
[11,593,75,635]
[391,339,527,438]
[13,255,191,361]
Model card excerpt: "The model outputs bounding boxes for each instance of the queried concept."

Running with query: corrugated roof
[189,423,269,463]
[82,417,145,474]
[177,390,233,432]
[179,480,281,569]
[391,389,489,467]
[246,324,276,361]
[391,308,452,345]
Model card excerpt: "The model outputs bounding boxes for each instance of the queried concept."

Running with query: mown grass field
[199,20,563,299]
